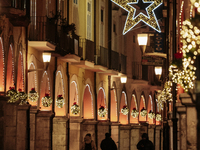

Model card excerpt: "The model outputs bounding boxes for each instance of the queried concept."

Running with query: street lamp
[137,34,148,54]
[155,66,162,80]
[43,52,51,70]
[120,76,127,84]
[28,52,51,72]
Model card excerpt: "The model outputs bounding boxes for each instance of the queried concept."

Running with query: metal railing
[95,46,108,68]
[120,54,126,74]
[132,62,142,80]
[111,50,119,71]
[29,16,56,44]
[79,38,94,62]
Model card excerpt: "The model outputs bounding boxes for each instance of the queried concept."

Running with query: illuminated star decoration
[111,0,163,35]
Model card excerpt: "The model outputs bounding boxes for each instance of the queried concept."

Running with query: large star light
[111,0,163,35]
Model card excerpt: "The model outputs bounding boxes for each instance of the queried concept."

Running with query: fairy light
[0,37,5,91]
[111,0,163,34]
[85,84,94,118]
[71,81,78,104]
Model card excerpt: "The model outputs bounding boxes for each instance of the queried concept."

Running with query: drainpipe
[172,0,178,149]
[108,0,112,136]
[93,0,98,148]
[67,62,70,150]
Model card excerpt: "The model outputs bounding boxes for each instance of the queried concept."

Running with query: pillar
[30,106,38,150]
[111,123,119,148]
[16,104,31,150]
[5,103,18,150]
[35,111,54,150]
[70,117,84,150]
[155,126,161,150]
[52,116,68,150]
[130,125,140,149]
[0,96,9,149]
[148,125,155,144]
[119,125,130,150]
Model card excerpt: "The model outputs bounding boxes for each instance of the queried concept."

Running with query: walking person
[100,133,117,150]
[137,133,154,150]
[81,133,96,150]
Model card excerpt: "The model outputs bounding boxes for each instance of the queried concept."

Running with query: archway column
[97,122,110,150]
[69,117,83,150]
[148,124,156,144]
[111,123,119,148]
[119,125,131,150]
[52,116,68,150]
[130,125,141,150]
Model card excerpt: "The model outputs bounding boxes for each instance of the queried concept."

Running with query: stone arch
[119,91,128,124]
[110,81,118,122]
[147,94,155,124]
[55,65,66,116]
[70,74,79,116]
[0,37,5,92]
[16,51,24,91]
[28,55,38,106]
[6,44,14,91]
[39,71,51,111]
[97,87,107,120]
[130,90,139,124]
[83,84,94,119]
[139,92,146,122]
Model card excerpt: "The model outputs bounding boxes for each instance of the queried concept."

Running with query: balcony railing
[79,38,94,62]
[111,50,119,71]
[120,54,126,74]
[132,62,142,80]
[29,16,56,44]
[96,46,108,68]
[57,29,80,56]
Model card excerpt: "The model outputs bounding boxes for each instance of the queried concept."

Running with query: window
[133,35,135,43]
[73,0,78,4]
[87,1,92,40]
[101,9,104,22]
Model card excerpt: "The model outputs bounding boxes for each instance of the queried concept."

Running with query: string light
[111,0,163,34]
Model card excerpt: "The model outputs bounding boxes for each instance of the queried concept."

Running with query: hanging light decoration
[7,87,17,103]
[140,107,147,117]
[56,95,65,108]
[148,110,155,119]
[71,102,80,115]
[28,88,39,102]
[131,108,139,118]
[98,105,107,118]
[121,105,129,115]
[16,89,28,105]
[156,113,162,121]
[41,93,53,107]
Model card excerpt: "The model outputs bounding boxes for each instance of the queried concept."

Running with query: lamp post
[137,34,148,54]
[121,76,127,90]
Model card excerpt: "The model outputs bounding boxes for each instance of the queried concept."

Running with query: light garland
[28,88,39,102]
[71,102,80,115]
[111,0,163,34]
[140,108,147,117]
[7,87,18,103]
[156,114,162,121]
[148,110,155,119]
[131,108,139,118]
[41,93,53,107]
[56,95,65,108]
[121,105,129,115]
[98,106,107,118]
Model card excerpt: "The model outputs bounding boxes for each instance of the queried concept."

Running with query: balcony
[29,16,56,51]
[111,50,119,71]
[120,54,126,74]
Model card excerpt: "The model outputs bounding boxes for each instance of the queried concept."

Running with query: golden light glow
[111,0,163,34]
[42,53,51,63]
[137,34,148,45]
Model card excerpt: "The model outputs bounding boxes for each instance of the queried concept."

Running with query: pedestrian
[100,133,117,150]
[81,133,96,150]
[137,133,154,150]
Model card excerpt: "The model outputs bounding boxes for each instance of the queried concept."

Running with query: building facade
[0,0,186,150]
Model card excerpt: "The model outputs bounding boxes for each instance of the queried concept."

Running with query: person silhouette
[100,133,117,150]
[137,133,154,150]
[81,133,96,150]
